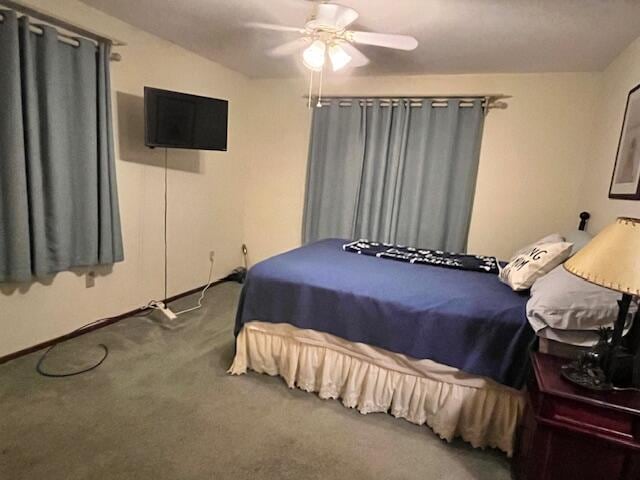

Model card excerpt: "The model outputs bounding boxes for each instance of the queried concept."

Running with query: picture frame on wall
[609,83,640,200]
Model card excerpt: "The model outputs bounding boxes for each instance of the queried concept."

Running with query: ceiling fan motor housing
[306,3,359,32]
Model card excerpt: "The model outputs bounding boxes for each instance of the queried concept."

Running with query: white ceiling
[81,0,640,78]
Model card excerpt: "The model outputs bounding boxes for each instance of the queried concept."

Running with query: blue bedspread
[235,239,534,389]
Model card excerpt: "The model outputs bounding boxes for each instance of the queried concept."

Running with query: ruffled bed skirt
[229,322,525,456]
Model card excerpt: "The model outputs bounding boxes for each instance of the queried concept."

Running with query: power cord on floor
[173,255,216,315]
[142,253,216,316]
[36,319,110,378]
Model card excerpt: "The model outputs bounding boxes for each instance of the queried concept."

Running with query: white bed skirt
[229,321,525,456]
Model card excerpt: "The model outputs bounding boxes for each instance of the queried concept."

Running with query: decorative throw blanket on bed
[343,239,499,274]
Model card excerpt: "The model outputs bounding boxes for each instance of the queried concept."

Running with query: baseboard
[0,279,229,365]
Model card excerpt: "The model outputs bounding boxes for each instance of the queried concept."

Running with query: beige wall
[243,73,600,264]
[578,36,640,233]
[0,0,253,357]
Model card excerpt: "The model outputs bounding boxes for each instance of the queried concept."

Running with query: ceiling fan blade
[246,22,306,34]
[348,31,418,51]
[268,37,312,57]
[335,8,359,29]
[314,4,359,29]
[339,42,370,67]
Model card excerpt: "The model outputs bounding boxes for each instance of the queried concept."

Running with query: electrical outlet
[86,271,96,288]
[209,250,216,262]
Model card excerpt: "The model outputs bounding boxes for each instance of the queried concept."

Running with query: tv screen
[144,87,228,151]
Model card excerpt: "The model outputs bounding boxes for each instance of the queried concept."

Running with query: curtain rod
[305,94,511,100]
[303,94,510,111]
[0,0,125,61]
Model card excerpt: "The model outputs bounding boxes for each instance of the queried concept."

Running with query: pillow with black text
[499,241,573,291]
[509,233,564,262]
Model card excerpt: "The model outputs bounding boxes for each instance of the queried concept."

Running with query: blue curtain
[303,98,485,252]
[0,11,123,283]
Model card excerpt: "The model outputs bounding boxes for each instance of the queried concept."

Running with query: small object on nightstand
[560,327,611,390]
[562,217,640,390]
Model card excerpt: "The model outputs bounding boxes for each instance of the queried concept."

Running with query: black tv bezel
[144,86,228,152]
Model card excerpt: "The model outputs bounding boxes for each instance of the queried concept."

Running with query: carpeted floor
[0,282,511,479]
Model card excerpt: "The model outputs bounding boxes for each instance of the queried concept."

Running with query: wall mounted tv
[144,87,228,151]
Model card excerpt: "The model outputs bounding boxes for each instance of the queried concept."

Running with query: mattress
[235,239,535,388]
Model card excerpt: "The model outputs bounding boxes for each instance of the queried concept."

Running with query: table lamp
[562,216,640,390]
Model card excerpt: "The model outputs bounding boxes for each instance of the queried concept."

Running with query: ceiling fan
[248,2,419,72]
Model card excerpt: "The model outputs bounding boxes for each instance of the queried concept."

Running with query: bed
[229,235,540,455]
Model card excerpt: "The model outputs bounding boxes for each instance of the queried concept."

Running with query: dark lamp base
[560,361,613,391]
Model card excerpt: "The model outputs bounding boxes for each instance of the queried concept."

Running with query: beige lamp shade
[564,217,640,295]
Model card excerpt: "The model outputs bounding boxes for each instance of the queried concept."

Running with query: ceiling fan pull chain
[308,69,314,109]
[317,64,324,108]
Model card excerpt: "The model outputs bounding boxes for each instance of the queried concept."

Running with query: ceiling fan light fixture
[303,40,326,71]
[328,43,351,71]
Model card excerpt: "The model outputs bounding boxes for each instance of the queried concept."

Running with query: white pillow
[499,240,573,291]
[509,233,564,262]
[527,265,637,332]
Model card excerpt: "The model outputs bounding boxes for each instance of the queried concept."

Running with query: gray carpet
[0,282,511,479]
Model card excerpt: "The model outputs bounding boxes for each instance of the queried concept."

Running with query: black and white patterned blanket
[343,239,499,274]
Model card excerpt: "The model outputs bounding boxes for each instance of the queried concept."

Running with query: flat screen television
[144,87,228,151]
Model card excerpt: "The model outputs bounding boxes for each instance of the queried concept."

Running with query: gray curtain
[0,11,123,283]
[302,98,485,252]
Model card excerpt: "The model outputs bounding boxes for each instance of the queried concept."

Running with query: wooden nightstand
[512,352,640,480]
